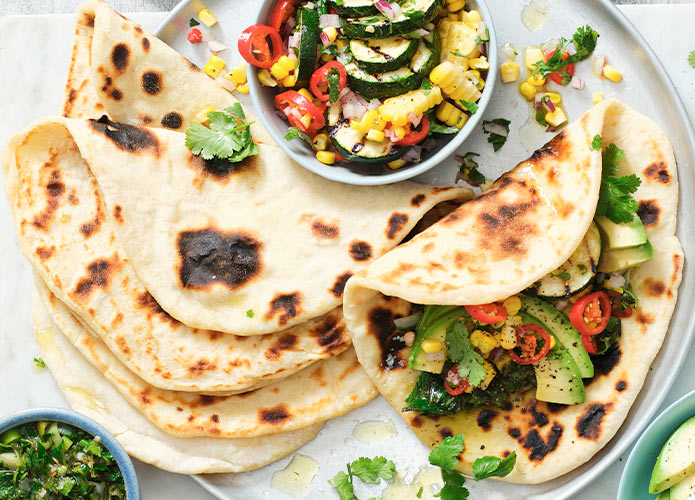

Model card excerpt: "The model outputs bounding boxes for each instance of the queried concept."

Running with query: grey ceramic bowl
[0,407,140,500]
[247,0,498,185]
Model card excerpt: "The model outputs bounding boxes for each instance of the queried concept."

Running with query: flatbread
[343,99,683,483]
[31,293,323,474]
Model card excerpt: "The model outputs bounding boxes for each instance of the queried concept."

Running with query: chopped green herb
[285,127,317,150]
[472,452,516,480]
[329,470,355,500]
[577,263,587,274]
[189,18,200,27]
[595,143,641,224]
[455,152,486,187]
[553,272,572,281]
[591,134,602,151]
[482,118,511,152]
[417,485,424,498]
[445,322,486,387]
[459,100,478,115]
[533,25,599,79]
[327,67,341,104]
[290,46,300,57]
[450,51,469,58]
[320,44,338,56]
[421,78,434,95]
[436,469,469,500]
[535,108,549,127]
[689,50,695,69]
[33,356,45,368]
[246,309,254,318]
[316,0,328,15]
[474,28,490,45]
[185,103,259,163]
[429,434,465,470]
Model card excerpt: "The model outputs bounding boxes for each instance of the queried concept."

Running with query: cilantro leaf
[33,357,45,368]
[329,470,355,500]
[350,457,396,484]
[533,25,599,79]
[421,78,434,95]
[595,143,641,224]
[472,452,516,480]
[189,18,200,27]
[459,100,478,115]
[246,309,254,318]
[429,434,465,470]
[446,322,486,387]
[482,119,511,152]
[455,152,486,187]
[436,469,469,500]
[327,68,341,104]
[689,50,695,69]
[285,126,317,151]
[185,103,258,163]
[591,134,602,151]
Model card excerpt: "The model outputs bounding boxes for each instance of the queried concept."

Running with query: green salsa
[0,421,126,500]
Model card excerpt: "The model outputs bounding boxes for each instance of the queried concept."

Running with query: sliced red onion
[545,98,556,113]
[320,31,330,46]
[478,44,486,56]
[287,49,298,62]
[341,91,369,119]
[482,122,508,137]
[207,39,228,53]
[545,125,557,133]
[384,127,399,142]
[366,98,382,110]
[285,16,296,32]
[502,43,517,60]
[571,76,584,90]
[393,312,422,329]
[426,351,446,362]
[555,299,570,311]
[339,87,351,99]
[534,93,545,110]
[593,54,606,77]
[408,112,421,127]
[402,145,422,163]
[489,347,505,362]
[319,14,341,28]
[390,2,402,18]
[375,0,397,20]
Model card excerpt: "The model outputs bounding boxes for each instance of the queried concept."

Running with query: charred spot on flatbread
[136,291,180,326]
[187,151,256,181]
[522,423,563,461]
[264,334,298,360]
[89,116,159,155]
[576,403,611,440]
[330,272,353,297]
[259,405,291,425]
[113,205,124,224]
[386,212,409,239]
[529,129,568,161]
[311,315,348,354]
[643,161,671,184]
[265,292,303,327]
[508,428,521,438]
[187,358,217,376]
[529,402,549,427]
[616,380,627,392]
[72,255,121,299]
[637,199,660,228]
[140,115,153,125]
[410,415,424,428]
[177,229,263,291]
[439,427,453,439]
[643,278,667,298]
[590,344,621,379]
[161,111,183,129]
[546,402,568,414]
[477,409,498,431]
[141,70,162,95]
[111,43,130,73]
[36,246,55,260]
[367,307,406,370]
[32,167,64,230]
[411,194,426,207]
[311,218,340,239]
[141,37,150,52]
[349,240,372,261]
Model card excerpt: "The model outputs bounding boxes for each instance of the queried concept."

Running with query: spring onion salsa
[0,421,126,500]
[402,141,651,416]
[231,0,489,168]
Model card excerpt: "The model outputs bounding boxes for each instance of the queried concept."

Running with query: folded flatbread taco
[344,99,683,483]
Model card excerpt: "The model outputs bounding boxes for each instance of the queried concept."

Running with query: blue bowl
[0,407,140,500]
[618,391,695,499]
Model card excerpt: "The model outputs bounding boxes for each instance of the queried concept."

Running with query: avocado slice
[595,215,648,250]
[670,471,695,500]
[533,342,585,405]
[656,492,670,500]
[408,307,465,374]
[519,297,594,378]
[598,240,654,273]
[649,416,695,494]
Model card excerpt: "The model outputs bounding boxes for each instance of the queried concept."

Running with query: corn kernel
[208,54,225,71]
[422,339,443,353]
[391,115,409,127]
[545,107,568,127]
[468,9,482,25]
[469,56,489,71]
[229,63,247,85]
[204,64,220,79]
[500,61,520,83]
[470,330,499,355]
[503,296,522,316]
[479,361,497,390]
[524,47,544,70]
[493,353,512,371]
[298,88,314,101]
[542,92,562,105]
[448,12,459,20]
[320,53,335,62]
[312,134,328,151]
[519,81,536,101]
[198,9,217,27]
[195,105,215,125]
[235,82,249,94]
[388,159,407,169]
[282,74,297,87]
[316,151,336,165]
[447,0,466,11]
[270,55,295,80]
[363,110,386,131]
[393,126,406,139]
[527,73,545,86]
[350,120,368,134]
[336,39,348,52]
[257,69,277,87]
[366,128,385,142]
[592,91,604,103]
[323,26,338,43]
[498,325,517,350]
[602,64,622,83]
[299,113,311,130]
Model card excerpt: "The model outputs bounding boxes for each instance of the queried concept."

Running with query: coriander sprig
[185,103,259,163]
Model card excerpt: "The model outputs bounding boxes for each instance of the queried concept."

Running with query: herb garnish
[553,272,572,281]
[459,100,478,115]
[482,119,511,152]
[455,152,486,187]
[688,50,695,69]
[33,357,45,368]
[246,309,255,318]
[185,103,259,163]
[446,322,486,387]
[189,18,200,27]
[474,28,490,46]
[533,25,599,78]
[328,456,396,500]
[421,78,434,95]
[595,143,641,224]
[285,127,317,150]
[591,134,602,151]
[327,67,341,104]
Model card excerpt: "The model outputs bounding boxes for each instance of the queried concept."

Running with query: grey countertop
[1,0,694,16]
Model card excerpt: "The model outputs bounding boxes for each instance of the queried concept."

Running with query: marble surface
[0,5,693,500]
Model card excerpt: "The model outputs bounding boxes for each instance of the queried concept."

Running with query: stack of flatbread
[2,0,472,473]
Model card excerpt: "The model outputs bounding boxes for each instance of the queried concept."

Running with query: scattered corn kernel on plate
[153,0,695,498]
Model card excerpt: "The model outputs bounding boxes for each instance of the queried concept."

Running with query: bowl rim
[0,407,140,500]
[617,390,695,500]
[247,0,498,185]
